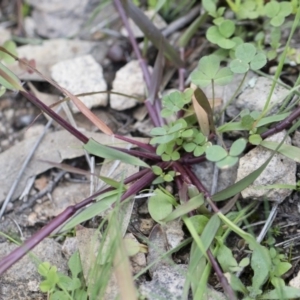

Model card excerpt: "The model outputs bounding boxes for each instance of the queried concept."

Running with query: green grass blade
[61,190,120,232]
[162,193,204,222]
[260,140,300,163]
[84,138,149,168]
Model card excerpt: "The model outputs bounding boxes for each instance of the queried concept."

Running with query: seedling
[264,1,293,27]
[38,251,87,300]
[229,43,267,73]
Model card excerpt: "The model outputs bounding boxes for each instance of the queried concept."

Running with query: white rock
[110,60,151,110]
[236,131,296,202]
[8,39,107,81]
[121,10,167,38]
[289,269,300,289]
[51,54,107,112]
[235,76,289,114]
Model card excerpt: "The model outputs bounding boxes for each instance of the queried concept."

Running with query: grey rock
[236,131,296,202]
[51,54,107,112]
[9,39,107,81]
[139,264,188,300]
[110,60,152,111]
[26,0,104,38]
[193,161,238,194]
[235,76,289,115]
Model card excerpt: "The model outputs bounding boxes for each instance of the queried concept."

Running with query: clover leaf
[161,88,193,117]
[230,43,267,73]
[205,138,246,169]
[264,1,292,27]
[191,55,233,88]
[237,0,261,20]
[206,19,236,49]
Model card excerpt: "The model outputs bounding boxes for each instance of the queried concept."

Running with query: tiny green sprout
[190,55,233,88]
[38,252,86,300]
[161,88,193,117]
[38,262,59,293]
[206,138,247,169]
[249,134,262,145]
[202,0,225,19]
[230,43,267,73]
[206,19,237,49]
[264,1,293,27]
[152,166,176,184]
[236,0,264,20]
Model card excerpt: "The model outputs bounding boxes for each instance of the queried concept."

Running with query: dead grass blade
[0,46,113,135]
[122,1,184,68]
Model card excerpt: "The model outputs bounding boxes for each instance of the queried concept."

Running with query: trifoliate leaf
[229,138,247,156]
[205,145,228,162]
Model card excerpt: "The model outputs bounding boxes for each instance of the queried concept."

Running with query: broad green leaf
[39,280,54,293]
[250,244,272,293]
[206,26,223,45]
[205,145,228,162]
[270,15,285,27]
[260,140,300,163]
[230,59,249,73]
[57,274,75,291]
[183,142,196,152]
[148,189,174,223]
[163,173,173,182]
[181,129,194,138]
[189,215,209,234]
[216,156,238,168]
[264,1,280,18]
[229,138,247,156]
[250,53,267,70]
[38,262,51,277]
[214,67,234,85]
[279,1,292,16]
[260,286,300,299]
[217,243,239,272]
[273,261,291,277]
[194,145,205,157]
[249,134,262,145]
[235,43,256,63]
[198,55,220,79]
[61,190,119,231]
[51,291,68,300]
[226,273,248,295]
[218,20,235,38]
[150,133,175,144]
[152,166,163,175]
[218,37,236,49]
[190,70,211,88]
[68,251,82,278]
[150,127,167,135]
[84,138,149,168]
[171,151,180,161]
[202,0,216,14]
[163,193,204,222]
